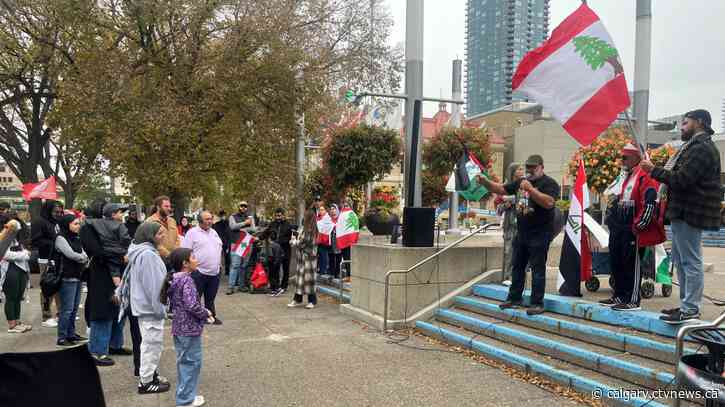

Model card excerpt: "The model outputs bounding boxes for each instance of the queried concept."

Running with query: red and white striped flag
[512,3,630,146]
[231,231,254,258]
[22,176,58,202]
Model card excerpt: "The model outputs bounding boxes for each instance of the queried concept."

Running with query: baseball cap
[239,201,249,207]
[525,154,544,167]
[684,109,715,135]
[102,203,129,218]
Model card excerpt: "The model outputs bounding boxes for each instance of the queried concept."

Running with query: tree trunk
[169,190,188,222]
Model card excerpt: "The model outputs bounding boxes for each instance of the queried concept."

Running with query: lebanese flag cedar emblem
[512,3,630,146]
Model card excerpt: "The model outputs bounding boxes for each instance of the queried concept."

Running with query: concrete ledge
[317,286,351,303]
[472,284,700,338]
[454,295,686,365]
[435,308,675,391]
[416,321,668,407]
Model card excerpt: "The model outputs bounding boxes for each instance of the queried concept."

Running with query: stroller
[585,245,673,299]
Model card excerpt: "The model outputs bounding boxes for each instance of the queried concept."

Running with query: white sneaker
[305,303,315,309]
[42,318,58,328]
[8,325,26,333]
[86,327,91,336]
[177,395,205,407]
[287,301,303,308]
[82,285,88,293]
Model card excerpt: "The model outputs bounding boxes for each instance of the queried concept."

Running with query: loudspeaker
[402,207,434,247]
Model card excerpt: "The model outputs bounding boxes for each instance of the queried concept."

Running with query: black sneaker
[240,287,249,293]
[56,339,76,347]
[612,303,641,311]
[226,288,236,295]
[499,301,523,310]
[70,334,88,342]
[212,317,223,326]
[138,378,170,394]
[109,347,133,356]
[661,307,680,315]
[660,310,700,324]
[92,354,115,367]
[599,297,621,307]
[526,304,545,316]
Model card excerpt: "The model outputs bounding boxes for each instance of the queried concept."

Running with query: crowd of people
[0,191,358,407]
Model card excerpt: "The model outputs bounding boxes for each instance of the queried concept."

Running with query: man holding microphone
[478,154,560,315]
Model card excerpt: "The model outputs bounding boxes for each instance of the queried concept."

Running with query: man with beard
[641,109,722,324]
[268,208,294,296]
[31,199,64,328]
[125,205,141,239]
[145,196,180,259]
[227,201,255,294]
[213,210,231,275]
[478,155,560,316]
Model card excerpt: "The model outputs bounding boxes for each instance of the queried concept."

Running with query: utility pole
[404,0,424,207]
[633,0,652,147]
[295,70,306,227]
[448,59,463,235]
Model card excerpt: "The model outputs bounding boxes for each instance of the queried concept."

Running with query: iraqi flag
[21,176,58,202]
[558,159,592,296]
[231,231,254,258]
[316,213,334,245]
[454,150,489,201]
[335,208,359,249]
[512,3,630,146]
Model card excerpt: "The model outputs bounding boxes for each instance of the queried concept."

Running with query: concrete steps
[316,275,351,303]
[416,284,707,406]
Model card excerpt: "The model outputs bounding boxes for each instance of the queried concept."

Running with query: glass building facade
[465,0,550,116]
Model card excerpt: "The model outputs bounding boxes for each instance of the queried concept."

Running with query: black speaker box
[402,207,434,247]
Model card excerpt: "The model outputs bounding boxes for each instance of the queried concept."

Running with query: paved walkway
[2,277,581,407]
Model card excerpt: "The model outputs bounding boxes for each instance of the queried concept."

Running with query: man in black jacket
[641,109,722,324]
[31,199,64,327]
[213,210,231,275]
[269,208,294,295]
[125,205,141,239]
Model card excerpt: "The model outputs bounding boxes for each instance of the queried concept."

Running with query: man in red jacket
[602,143,665,311]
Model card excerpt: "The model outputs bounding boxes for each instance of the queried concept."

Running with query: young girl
[161,248,212,407]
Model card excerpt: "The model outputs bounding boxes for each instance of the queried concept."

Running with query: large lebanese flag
[335,208,359,250]
[557,159,592,295]
[22,176,58,202]
[512,3,630,146]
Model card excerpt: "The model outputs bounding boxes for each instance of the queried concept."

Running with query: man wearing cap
[641,109,722,323]
[227,201,256,294]
[479,154,560,315]
[0,201,9,215]
[602,143,664,311]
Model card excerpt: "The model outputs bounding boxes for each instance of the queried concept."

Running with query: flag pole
[623,109,648,156]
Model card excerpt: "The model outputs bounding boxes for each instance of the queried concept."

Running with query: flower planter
[364,212,400,235]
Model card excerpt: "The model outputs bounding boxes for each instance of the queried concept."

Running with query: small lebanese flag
[316,213,334,245]
[512,3,630,146]
[231,231,254,258]
[335,208,359,250]
[22,176,58,202]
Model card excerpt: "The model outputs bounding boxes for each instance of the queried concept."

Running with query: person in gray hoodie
[118,222,170,394]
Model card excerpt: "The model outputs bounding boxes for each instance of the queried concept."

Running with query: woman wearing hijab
[117,222,171,394]
[288,207,319,309]
[55,214,89,346]
[1,217,31,333]
[327,204,343,279]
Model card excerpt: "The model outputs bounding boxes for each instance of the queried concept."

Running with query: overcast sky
[383,0,725,132]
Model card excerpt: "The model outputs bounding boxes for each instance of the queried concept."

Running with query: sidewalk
[2,280,582,407]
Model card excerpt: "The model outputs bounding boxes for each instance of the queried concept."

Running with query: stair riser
[416,321,668,407]
[455,299,678,365]
[435,310,675,392]
[473,285,680,338]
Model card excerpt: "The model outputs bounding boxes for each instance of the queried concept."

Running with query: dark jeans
[329,252,342,279]
[191,272,220,317]
[280,244,291,290]
[341,247,351,278]
[317,245,330,275]
[507,231,552,306]
[57,280,81,341]
[609,228,643,305]
[269,262,282,291]
[127,311,142,376]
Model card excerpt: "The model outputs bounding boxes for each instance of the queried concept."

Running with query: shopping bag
[250,262,268,289]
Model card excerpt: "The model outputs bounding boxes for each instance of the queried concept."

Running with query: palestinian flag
[512,3,630,146]
[316,213,334,245]
[454,150,489,201]
[335,208,359,249]
[558,159,592,296]
[644,244,671,284]
[231,231,254,258]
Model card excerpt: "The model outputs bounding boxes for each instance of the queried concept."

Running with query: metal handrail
[673,312,725,407]
[383,223,500,331]
[339,259,352,303]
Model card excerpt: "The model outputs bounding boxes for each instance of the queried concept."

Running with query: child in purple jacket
[161,248,213,407]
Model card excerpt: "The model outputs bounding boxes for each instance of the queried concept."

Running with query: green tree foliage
[323,124,401,191]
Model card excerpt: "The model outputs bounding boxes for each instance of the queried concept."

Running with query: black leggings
[127,311,142,376]
[3,265,27,321]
